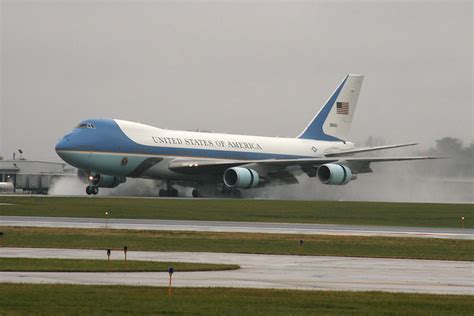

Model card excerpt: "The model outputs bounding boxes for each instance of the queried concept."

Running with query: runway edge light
[105,211,109,229]
[168,266,174,299]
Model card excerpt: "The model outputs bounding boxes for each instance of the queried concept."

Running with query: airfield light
[107,249,111,261]
[461,217,465,229]
[168,267,174,299]
[124,246,128,262]
[299,239,304,247]
[105,211,109,229]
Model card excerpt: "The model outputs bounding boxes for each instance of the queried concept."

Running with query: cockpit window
[76,123,96,129]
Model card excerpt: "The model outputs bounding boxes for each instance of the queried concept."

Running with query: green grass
[0,257,238,272]
[0,284,472,315]
[0,196,472,228]
[1,226,472,261]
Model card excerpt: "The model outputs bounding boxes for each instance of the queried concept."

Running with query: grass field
[0,284,472,315]
[0,196,472,228]
[0,257,238,272]
[2,226,472,261]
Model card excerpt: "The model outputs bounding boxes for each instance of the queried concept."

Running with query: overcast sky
[1,0,472,161]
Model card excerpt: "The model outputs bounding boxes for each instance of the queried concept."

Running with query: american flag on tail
[336,102,349,115]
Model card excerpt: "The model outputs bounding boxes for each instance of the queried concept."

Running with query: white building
[0,159,76,194]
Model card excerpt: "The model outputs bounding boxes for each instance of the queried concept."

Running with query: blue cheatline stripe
[298,76,348,141]
[119,145,311,160]
[61,146,312,161]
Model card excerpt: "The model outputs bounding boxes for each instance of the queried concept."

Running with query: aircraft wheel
[221,187,232,195]
[168,188,179,197]
[85,186,92,195]
[192,189,200,198]
[220,187,241,198]
[159,189,168,197]
[231,190,242,198]
[92,187,99,195]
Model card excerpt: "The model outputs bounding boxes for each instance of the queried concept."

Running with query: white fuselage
[116,119,354,160]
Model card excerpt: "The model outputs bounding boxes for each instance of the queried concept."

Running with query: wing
[324,143,418,156]
[168,156,442,175]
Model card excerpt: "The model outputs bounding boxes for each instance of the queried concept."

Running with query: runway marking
[0,248,472,295]
[0,216,472,240]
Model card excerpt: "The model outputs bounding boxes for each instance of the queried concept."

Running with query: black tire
[159,189,167,197]
[168,188,179,197]
[192,189,200,198]
[92,187,99,195]
[86,186,92,195]
[231,190,242,198]
[220,188,241,198]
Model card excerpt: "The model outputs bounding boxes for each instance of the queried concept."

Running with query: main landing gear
[158,187,179,197]
[86,186,99,195]
[158,182,201,198]
[221,187,242,198]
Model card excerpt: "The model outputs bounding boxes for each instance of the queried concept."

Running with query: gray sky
[1,0,472,161]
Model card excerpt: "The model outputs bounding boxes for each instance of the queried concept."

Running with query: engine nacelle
[317,164,353,185]
[91,174,126,188]
[223,167,260,189]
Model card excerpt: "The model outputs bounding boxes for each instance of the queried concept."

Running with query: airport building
[0,159,76,194]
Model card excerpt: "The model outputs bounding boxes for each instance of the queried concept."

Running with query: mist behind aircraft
[48,137,474,203]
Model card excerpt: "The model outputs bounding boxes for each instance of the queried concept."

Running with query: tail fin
[298,74,363,141]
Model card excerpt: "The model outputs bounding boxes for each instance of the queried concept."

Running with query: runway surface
[1,215,473,239]
[1,247,472,295]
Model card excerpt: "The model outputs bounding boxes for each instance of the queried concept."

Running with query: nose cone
[55,134,73,161]
[54,136,69,152]
[55,138,67,152]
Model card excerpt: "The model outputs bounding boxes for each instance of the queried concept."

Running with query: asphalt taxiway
[1,247,472,295]
[1,215,472,239]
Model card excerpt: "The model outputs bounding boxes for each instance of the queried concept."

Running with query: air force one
[55,74,438,197]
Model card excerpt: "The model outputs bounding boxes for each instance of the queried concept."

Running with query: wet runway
[1,247,472,295]
[1,215,473,239]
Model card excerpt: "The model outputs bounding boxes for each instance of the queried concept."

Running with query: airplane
[55,74,438,197]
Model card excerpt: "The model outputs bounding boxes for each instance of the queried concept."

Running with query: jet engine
[223,167,260,189]
[317,163,354,185]
[91,174,126,188]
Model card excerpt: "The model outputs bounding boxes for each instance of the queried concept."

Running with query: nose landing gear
[86,186,99,195]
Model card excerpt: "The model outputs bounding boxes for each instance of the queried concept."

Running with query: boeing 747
[55,74,437,197]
